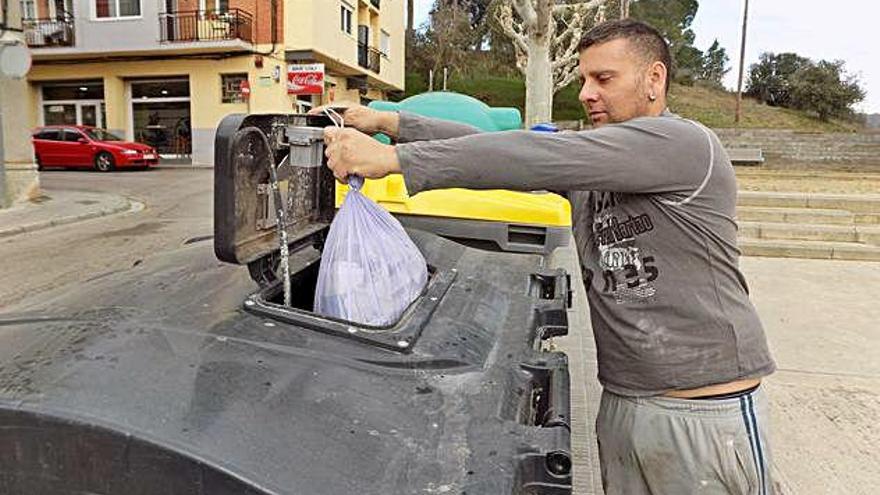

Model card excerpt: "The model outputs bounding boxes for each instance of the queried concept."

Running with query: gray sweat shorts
[596,386,773,495]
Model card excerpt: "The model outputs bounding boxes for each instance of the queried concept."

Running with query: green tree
[789,60,866,121]
[699,39,728,87]
[630,0,702,82]
[745,52,811,107]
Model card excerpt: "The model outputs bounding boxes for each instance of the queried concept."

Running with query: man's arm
[313,104,482,143]
[396,111,483,143]
[396,116,714,196]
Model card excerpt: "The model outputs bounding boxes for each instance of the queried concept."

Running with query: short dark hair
[578,19,673,94]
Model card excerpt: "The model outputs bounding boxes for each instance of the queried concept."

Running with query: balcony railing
[357,43,381,73]
[23,13,75,48]
[370,0,380,9]
[159,9,254,44]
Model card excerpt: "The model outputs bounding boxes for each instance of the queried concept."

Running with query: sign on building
[288,64,325,95]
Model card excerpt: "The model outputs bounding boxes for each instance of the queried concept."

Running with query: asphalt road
[0,168,214,309]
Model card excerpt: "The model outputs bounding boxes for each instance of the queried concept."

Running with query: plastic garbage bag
[314,176,428,326]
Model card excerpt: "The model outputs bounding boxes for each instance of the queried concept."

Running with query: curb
[154,164,214,170]
[0,198,141,239]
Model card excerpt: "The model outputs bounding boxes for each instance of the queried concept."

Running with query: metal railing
[159,9,254,44]
[357,43,381,73]
[23,12,75,48]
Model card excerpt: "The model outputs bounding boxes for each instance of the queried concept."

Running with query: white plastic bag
[314,176,428,326]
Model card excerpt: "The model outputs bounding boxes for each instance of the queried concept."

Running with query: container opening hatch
[213,113,455,352]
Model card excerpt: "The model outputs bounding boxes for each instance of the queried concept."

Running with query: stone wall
[554,121,880,165]
[713,129,880,164]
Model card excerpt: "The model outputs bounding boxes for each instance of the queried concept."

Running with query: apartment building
[23,0,405,165]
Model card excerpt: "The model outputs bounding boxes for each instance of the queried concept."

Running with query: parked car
[32,125,159,171]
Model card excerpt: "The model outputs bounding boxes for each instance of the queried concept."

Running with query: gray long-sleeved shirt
[395,110,775,397]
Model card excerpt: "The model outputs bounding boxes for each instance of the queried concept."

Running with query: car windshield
[84,129,124,141]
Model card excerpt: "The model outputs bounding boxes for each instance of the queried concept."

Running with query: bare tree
[495,0,607,125]
[426,2,473,76]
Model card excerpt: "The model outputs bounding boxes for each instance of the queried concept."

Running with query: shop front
[129,77,192,159]
[40,80,106,128]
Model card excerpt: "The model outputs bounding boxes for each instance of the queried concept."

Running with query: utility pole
[734,0,749,125]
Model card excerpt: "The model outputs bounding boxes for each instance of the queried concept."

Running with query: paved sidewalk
[0,189,137,238]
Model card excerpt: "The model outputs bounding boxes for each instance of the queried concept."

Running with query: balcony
[357,43,381,74]
[23,13,75,48]
[159,9,254,44]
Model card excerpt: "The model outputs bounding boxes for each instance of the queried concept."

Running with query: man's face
[577,38,654,127]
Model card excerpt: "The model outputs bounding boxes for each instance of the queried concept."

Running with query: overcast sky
[412,0,878,113]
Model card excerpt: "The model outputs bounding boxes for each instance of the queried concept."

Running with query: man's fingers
[333,168,349,184]
[323,126,339,144]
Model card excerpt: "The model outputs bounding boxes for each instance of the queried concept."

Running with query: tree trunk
[524,38,553,126]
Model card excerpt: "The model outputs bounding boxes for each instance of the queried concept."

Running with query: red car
[32,125,159,171]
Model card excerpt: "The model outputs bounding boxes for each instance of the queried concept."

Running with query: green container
[369,92,522,133]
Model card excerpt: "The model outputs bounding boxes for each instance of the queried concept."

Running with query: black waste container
[0,113,574,495]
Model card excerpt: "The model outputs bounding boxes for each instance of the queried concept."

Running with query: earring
[649,93,657,102]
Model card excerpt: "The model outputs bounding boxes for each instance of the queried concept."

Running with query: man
[320,19,775,495]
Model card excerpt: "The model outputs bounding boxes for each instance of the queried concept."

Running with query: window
[20,0,36,19]
[43,104,77,125]
[221,74,248,103]
[340,3,352,34]
[84,128,123,141]
[42,81,105,100]
[380,30,390,57]
[35,129,62,141]
[294,95,313,113]
[200,0,228,13]
[62,129,85,142]
[95,0,140,18]
[132,79,189,99]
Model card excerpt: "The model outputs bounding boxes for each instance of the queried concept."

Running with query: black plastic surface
[214,114,337,267]
[0,233,573,494]
[0,112,575,495]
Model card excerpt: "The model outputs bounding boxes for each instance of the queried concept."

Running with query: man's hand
[324,127,401,184]
[309,104,399,138]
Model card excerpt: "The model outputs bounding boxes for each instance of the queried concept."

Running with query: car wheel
[35,155,43,171]
[94,151,115,172]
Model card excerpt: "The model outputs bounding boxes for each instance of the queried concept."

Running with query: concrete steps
[738,191,880,213]
[737,206,855,225]
[738,239,880,261]
[736,192,880,261]
[737,222,880,245]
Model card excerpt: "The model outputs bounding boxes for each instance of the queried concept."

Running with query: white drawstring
[323,107,344,129]
[322,107,363,190]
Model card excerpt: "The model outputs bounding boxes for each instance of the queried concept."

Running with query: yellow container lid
[336,175,572,227]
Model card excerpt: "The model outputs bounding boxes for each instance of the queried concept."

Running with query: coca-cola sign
[288,63,325,95]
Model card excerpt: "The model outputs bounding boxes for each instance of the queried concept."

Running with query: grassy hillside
[401,73,859,132]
